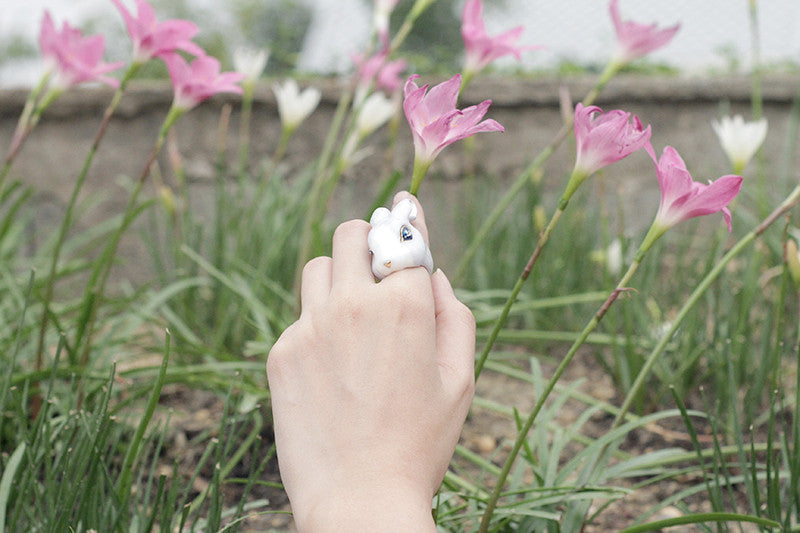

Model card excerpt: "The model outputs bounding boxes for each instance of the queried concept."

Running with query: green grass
[3,1,800,529]
[4,93,800,530]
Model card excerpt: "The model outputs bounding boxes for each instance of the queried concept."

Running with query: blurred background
[2,0,799,88]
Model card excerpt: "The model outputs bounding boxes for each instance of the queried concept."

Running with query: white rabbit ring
[367,198,433,280]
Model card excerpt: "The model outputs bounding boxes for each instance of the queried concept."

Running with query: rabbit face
[368,198,434,280]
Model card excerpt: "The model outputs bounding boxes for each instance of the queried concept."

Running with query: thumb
[431,269,476,396]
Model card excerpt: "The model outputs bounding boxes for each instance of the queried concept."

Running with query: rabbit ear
[391,198,417,222]
[369,207,391,225]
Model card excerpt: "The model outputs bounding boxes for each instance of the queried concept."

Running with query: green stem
[0,73,53,193]
[789,285,800,527]
[271,125,293,168]
[237,81,255,178]
[75,105,182,369]
[115,331,170,517]
[389,0,436,55]
[581,61,621,109]
[35,66,138,369]
[473,206,564,378]
[612,183,800,429]
[477,257,642,532]
[409,158,432,196]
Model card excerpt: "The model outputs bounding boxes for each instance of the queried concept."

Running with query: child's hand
[267,192,475,532]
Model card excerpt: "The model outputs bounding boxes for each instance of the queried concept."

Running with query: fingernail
[393,190,414,205]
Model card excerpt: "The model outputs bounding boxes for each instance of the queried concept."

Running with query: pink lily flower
[112,0,204,63]
[404,73,503,164]
[162,52,244,111]
[403,73,503,192]
[461,0,538,76]
[39,11,123,90]
[562,103,651,204]
[649,145,742,234]
[352,51,407,101]
[610,0,680,64]
[573,103,651,175]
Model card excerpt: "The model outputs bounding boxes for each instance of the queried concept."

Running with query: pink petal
[652,146,743,232]
[669,174,742,231]
[610,0,680,62]
[422,75,462,118]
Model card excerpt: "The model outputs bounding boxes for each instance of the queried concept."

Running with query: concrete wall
[1,75,797,280]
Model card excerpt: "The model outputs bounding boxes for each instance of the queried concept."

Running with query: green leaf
[619,512,780,533]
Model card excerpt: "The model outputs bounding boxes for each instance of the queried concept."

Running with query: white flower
[373,0,401,41]
[711,114,768,173]
[272,79,322,131]
[233,46,269,82]
[606,238,623,277]
[356,92,396,137]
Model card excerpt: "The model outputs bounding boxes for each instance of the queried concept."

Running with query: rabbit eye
[400,225,413,241]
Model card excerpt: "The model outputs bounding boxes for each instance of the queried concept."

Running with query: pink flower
[112,0,204,63]
[353,51,407,97]
[610,0,679,64]
[162,52,244,110]
[403,73,503,166]
[461,0,538,75]
[573,103,651,177]
[39,11,123,89]
[649,146,742,233]
[375,56,407,93]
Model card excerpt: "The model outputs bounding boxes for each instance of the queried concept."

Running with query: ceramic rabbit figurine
[368,198,433,280]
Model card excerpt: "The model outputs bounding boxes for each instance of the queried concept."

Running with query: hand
[267,192,475,532]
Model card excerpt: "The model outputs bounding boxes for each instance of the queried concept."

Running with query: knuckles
[333,219,371,242]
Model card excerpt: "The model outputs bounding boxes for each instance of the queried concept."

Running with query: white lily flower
[711,114,768,174]
[339,93,395,170]
[606,238,623,277]
[356,92,397,137]
[272,79,322,131]
[233,46,269,83]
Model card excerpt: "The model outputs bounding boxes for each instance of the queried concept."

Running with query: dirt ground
[153,351,748,532]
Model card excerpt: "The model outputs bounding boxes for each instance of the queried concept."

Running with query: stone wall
[1,75,797,280]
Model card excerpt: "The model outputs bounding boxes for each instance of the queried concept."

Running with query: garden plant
[0,0,799,531]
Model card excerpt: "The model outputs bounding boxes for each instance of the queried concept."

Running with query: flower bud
[786,238,800,286]
[533,205,547,233]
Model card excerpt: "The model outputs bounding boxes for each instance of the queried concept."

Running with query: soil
[150,351,755,532]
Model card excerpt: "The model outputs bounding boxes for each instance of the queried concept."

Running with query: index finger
[331,219,373,287]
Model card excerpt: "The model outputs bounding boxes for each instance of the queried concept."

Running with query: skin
[267,191,476,531]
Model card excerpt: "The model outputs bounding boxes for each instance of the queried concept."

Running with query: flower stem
[409,158,431,196]
[473,206,564,377]
[237,80,256,178]
[477,257,642,532]
[389,0,436,55]
[34,68,137,370]
[0,74,53,194]
[271,126,293,168]
[74,105,182,369]
[34,65,141,371]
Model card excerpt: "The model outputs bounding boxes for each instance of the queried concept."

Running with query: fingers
[331,219,373,287]
[430,269,476,395]
[300,256,332,316]
[393,191,429,245]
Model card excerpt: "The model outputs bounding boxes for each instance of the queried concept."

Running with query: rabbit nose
[383,260,392,268]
